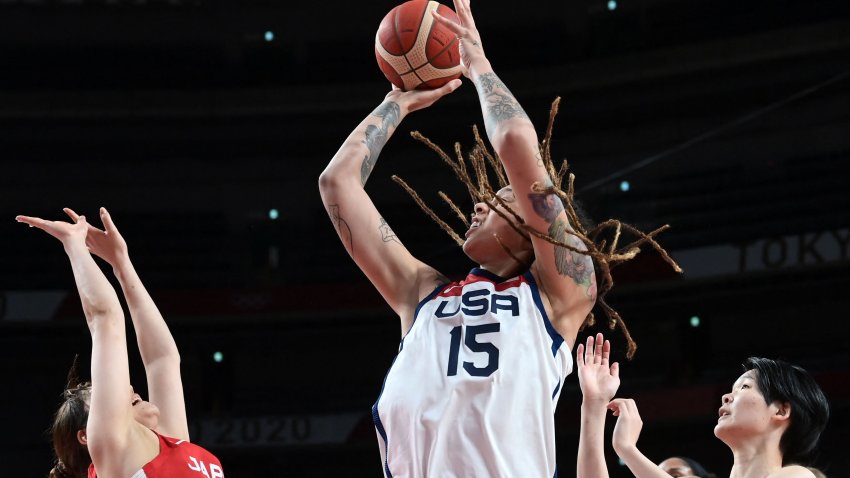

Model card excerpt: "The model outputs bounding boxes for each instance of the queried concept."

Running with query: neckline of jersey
[469,267,511,284]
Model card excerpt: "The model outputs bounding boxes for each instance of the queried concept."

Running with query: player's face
[658,457,696,477]
[714,371,781,445]
[130,386,161,430]
[463,186,532,265]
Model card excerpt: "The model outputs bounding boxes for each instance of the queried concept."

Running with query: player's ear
[774,402,792,423]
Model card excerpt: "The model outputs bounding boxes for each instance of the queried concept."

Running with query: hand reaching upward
[64,207,129,267]
[609,398,644,456]
[431,0,487,76]
[577,333,620,405]
[16,211,89,249]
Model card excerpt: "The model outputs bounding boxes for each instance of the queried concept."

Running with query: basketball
[375,0,463,91]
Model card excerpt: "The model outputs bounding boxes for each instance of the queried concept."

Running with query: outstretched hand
[64,207,129,267]
[577,333,620,404]
[609,398,644,454]
[431,0,486,76]
[387,78,462,113]
[16,211,89,247]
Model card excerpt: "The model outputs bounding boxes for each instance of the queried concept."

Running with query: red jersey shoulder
[145,434,223,478]
[88,433,223,478]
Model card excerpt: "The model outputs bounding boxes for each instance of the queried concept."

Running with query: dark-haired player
[18,208,224,478]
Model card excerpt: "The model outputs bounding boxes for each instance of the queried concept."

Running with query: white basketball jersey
[372,268,573,478]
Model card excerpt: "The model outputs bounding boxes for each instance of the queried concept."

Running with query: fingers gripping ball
[375,0,462,91]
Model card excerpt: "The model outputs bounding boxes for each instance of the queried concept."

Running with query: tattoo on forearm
[328,204,354,254]
[361,101,401,185]
[528,192,565,223]
[378,217,402,245]
[549,218,595,298]
[475,72,529,130]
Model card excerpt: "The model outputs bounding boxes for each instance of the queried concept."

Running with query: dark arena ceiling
[1,0,849,476]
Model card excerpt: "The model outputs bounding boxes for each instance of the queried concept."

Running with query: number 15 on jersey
[446,323,501,377]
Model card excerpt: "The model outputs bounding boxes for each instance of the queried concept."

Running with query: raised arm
[432,0,596,342]
[609,398,674,478]
[576,333,620,478]
[17,213,136,475]
[319,82,460,332]
[67,207,189,441]
[576,334,672,478]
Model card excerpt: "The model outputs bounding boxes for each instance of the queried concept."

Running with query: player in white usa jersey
[319,0,677,475]
[320,0,596,475]
[373,269,574,477]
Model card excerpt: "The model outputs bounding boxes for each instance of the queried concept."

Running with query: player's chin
[461,239,478,261]
[713,421,733,440]
[146,413,161,430]
[462,238,475,260]
[139,406,161,428]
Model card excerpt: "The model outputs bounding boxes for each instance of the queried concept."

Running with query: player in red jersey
[17,208,224,478]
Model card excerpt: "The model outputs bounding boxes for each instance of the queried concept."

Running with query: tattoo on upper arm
[378,217,402,245]
[475,72,529,130]
[328,204,354,254]
[528,192,565,224]
[361,101,401,185]
[549,218,595,298]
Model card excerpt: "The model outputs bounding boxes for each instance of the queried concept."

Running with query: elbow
[318,169,336,193]
[85,306,121,327]
[319,167,361,203]
[318,168,343,199]
[489,121,538,158]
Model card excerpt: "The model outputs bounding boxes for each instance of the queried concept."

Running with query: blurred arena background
[1,0,848,475]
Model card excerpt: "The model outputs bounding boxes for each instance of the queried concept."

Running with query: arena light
[690,316,701,328]
[213,351,224,363]
[264,31,275,42]
[607,0,617,11]
[619,180,630,192]
[268,208,279,220]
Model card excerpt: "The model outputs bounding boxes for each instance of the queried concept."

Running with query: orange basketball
[375,0,462,91]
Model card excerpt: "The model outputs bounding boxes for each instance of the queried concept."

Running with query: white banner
[190,412,363,448]
[674,228,849,278]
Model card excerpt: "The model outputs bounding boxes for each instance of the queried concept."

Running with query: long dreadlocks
[392,97,682,359]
